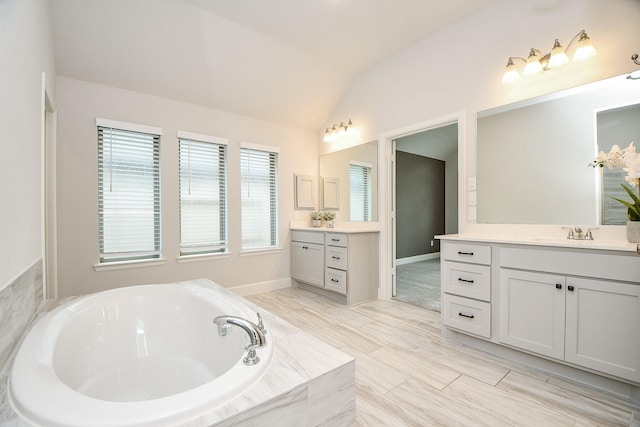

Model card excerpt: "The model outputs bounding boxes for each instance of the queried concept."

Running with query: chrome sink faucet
[562,226,597,240]
[214,312,267,365]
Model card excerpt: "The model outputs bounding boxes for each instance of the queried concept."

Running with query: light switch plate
[468,191,477,206]
[467,177,477,191]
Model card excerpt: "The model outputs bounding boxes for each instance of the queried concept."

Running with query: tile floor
[394,258,441,311]
[246,287,640,427]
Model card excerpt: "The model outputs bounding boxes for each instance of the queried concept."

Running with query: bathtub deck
[1,280,355,427]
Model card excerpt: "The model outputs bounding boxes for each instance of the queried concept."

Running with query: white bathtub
[9,282,273,427]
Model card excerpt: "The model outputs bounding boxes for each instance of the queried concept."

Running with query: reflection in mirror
[322,177,340,209]
[477,74,640,225]
[320,141,378,221]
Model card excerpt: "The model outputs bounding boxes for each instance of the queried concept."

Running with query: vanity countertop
[290,223,380,233]
[437,233,640,254]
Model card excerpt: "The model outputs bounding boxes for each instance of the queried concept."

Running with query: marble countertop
[291,226,380,233]
[289,220,380,233]
[437,233,640,253]
[1,279,354,426]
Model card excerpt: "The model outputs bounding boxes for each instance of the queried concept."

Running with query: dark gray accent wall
[396,151,445,259]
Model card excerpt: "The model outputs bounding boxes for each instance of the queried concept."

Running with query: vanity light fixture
[323,119,354,142]
[502,29,596,83]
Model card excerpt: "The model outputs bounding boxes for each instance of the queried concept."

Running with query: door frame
[377,111,467,300]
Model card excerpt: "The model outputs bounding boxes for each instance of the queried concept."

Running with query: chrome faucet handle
[256,312,267,335]
[562,226,575,239]
[585,227,599,240]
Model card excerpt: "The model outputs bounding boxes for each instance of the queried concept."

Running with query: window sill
[240,247,283,257]
[177,252,232,263]
[94,258,166,272]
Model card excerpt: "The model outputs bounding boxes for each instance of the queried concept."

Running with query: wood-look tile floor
[245,287,640,427]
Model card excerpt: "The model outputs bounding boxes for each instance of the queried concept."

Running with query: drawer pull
[555,283,562,290]
[568,285,575,292]
[331,278,339,283]
[457,251,474,256]
[332,256,341,260]
[331,238,340,242]
[302,246,308,250]
[457,278,474,284]
[458,312,475,319]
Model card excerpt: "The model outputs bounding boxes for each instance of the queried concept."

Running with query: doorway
[381,115,461,310]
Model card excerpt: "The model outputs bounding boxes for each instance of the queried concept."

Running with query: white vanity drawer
[292,230,324,245]
[442,242,491,265]
[325,267,347,294]
[442,260,491,302]
[326,233,348,248]
[326,246,348,270]
[442,294,491,338]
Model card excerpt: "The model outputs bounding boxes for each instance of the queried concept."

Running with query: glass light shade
[502,60,520,84]
[548,40,569,68]
[574,35,596,61]
[523,57,543,76]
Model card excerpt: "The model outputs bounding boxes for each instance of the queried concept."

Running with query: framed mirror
[319,141,378,221]
[476,74,640,225]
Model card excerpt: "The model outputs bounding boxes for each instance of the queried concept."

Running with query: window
[97,119,161,263]
[240,142,279,250]
[350,161,372,221]
[178,132,228,255]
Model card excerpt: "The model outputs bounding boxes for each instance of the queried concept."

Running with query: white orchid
[595,144,626,168]
[623,152,640,187]
[594,142,640,220]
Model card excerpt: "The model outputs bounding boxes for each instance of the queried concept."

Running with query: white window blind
[350,162,372,221]
[179,136,227,255]
[98,123,161,263]
[240,143,279,250]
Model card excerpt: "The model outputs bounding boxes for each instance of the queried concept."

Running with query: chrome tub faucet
[214,312,267,365]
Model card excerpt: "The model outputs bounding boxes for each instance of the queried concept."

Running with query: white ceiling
[50,0,496,130]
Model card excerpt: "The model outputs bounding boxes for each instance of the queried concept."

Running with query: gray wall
[395,151,445,259]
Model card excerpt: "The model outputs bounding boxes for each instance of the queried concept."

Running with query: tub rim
[8,282,274,427]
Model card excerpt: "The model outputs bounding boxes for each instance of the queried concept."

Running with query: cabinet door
[565,277,640,382]
[499,269,566,360]
[291,241,324,288]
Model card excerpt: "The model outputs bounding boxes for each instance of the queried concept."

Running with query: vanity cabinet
[291,231,325,288]
[441,241,492,339]
[439,235,640,398]
[500,268,640,382]
[291,229,378,305]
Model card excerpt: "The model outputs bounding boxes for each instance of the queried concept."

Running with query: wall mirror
[477,74,640,225]
[319,141,378,221]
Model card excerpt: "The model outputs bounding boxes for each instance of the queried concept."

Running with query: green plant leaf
[612,184,640,221]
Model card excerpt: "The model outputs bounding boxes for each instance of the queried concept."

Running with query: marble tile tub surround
[0,278,355,427]
[0,259,43,423]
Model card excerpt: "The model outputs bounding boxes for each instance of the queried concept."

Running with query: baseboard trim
[229,277,292,296]
[396,252,440,266]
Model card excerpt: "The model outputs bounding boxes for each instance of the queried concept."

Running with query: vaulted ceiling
[50,0,496,130]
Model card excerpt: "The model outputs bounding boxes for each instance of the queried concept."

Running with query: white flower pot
[311,219,322,227]
[325,220,334,228]
[627,220,640,243]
